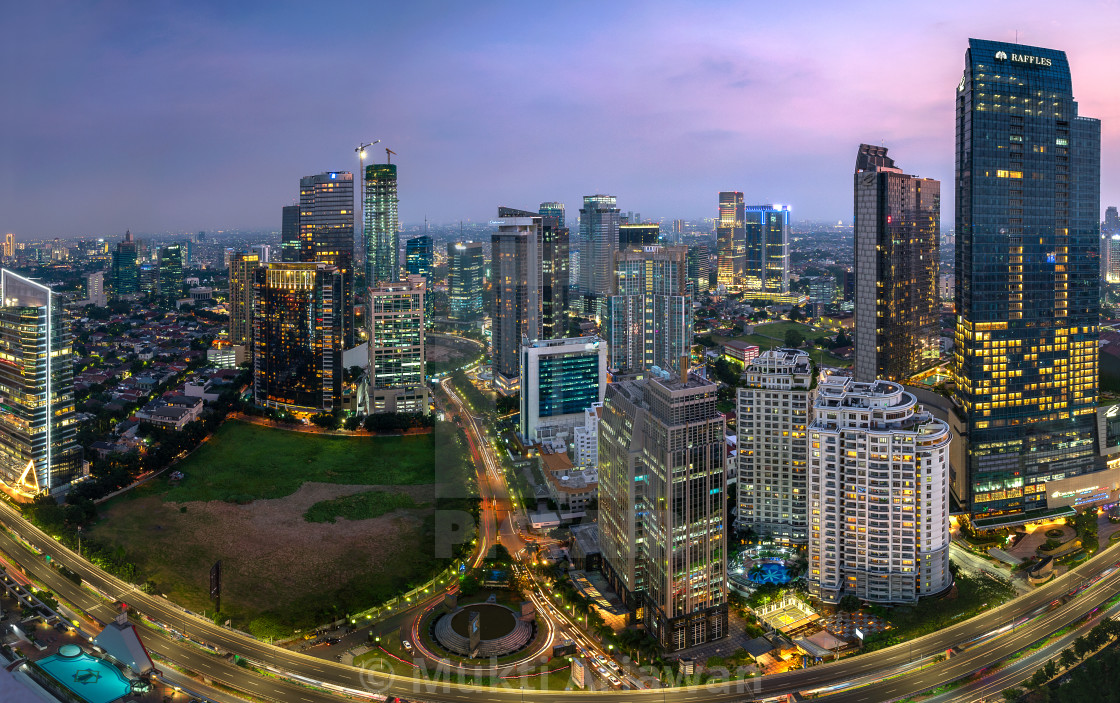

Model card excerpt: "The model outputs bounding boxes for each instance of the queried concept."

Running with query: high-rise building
[519,336,607,442]
[158,244,184,302]
[736,349,812,545]
[405,235,433,282]
[0,270,81,494]
[84,271,106,307]
[619,223,659,248]
[228,252,261,347]
[491,208,543,395]
[110,230,138,297]
[368,275,428,414]
[716,192,745,289]
[299,172,356,346]
[853,144,940,383]
[252,262,343,414]
[447,242,485,323]
[578,195,620,316]
[687,245,710,296]
[952,40,1101,520]
[250,244,271,264]
[673,219,684,242]
[364,163,399,286]
[603,245,691,375]
[599,370,728,651]
[1108,234,1120,285]
[281,205,301,262]
[138,262,158,295]
[808,373,951,604]
[1104,206,1120,282]
[745,204,790,294]
[540,208,570,339]
[539,201,566,228]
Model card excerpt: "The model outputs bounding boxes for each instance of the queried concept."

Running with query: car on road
[402,640,413,651]
[596,666,610,677]
[608,675,621,686]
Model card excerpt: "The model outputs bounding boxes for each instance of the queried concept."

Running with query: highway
[2,369,1120,700]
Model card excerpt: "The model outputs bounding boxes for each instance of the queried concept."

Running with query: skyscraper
[0,270,81,494]
[519,336,606,442]
[158,244,183,302]
[447,242,485,322]
[745,204,790,294]
[299,172,356,346]
[281,205,301,262]
[687,244,710,296]
[603,245,691,375]
[1104,206,1120,282]
[405,235,433,282]
[808,373,951,604]
[253,262,343,414]
[539,201,565,228]
[3,233,13,259]
[619,223,659,248]
[364,163,399,285]
[578,195,620,317]
[853,144,940,383]
[228,251,261,347]
[491,208,543,395]
[368,275,428,413]
[952,40,1101,521]
[111,230,138,297]
[599,370,727,650]
[540,207,570,339]
[736,349,812,545]
[716,191,745,290]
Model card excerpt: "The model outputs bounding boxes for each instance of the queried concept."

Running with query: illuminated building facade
[736,349,812,545]
[578,195,620,316]
[252,263,343,415]
[228,252,260,347]
[539,201,565,228]
[603,245,691,375]
[853,144,940,383]
[745,204,790,293]
[491,208,542,395]
[368,276,428,413]
[299,172,355,346]
[158,244,183,302]
[540,209,570,339]
[952,40,1101,519]
[687,244,710,296]
[809,374,951,604]
[447,242,484,322]
[405,235,433,282]
[519,336,606,442]
[364,163,399,286]
[716,191,744,289]
[0,270,81,494]
[599,371,727,651]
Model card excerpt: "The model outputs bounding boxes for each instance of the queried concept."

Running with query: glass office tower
[405,235,433,282]
[447,242,484,322]
[578,195,620,317]
[540,210,570,339]
[953,39,1101,520]
[364,163,399,286]
[0,270,81,494]
[281,205,301,262]
[745,205,790,294]
[491,207,543,395]
[716,191,744,290]
[619,223,659,248]
[300,172,355,347]
[111,230,138,297]
[158,244,183,302]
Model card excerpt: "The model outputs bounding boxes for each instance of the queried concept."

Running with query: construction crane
[385,147,397,164]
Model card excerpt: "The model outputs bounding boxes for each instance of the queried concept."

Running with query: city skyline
[4,2,1120,237]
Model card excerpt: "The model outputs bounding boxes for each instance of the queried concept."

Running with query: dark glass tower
[619,223,659,248]
[953,39,1101,520]
[853,144,940,383]
[540,209,570,339]
[405,235,433,282]
[491,207,542,395]
[745,205,790,294]
[158,244,183,302]
[447,242,484,322]
[281,205,300,262]
[299,172,355,346]
[111,230,138,297]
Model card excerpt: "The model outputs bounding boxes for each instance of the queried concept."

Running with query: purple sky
[2,1,1119,238]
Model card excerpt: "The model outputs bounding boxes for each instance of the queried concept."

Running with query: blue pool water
[36,646,131,703]
[748,562,792,585]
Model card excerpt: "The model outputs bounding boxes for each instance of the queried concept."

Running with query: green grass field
[164,420,436,503]
[303,489,421,523]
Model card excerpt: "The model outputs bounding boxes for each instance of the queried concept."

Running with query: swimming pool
[36,645,131,703]
[748,561,792,585]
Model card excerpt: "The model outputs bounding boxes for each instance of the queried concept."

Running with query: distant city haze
[1,1,1118,237]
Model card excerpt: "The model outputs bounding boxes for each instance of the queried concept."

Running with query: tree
[1001,688,1022,702]
[783,329,804,349]
[1074,635,1092,660]
[832,330,851,349]
[838,594,861,613]
[1060,648,1077,669]
[788,306,803,322]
